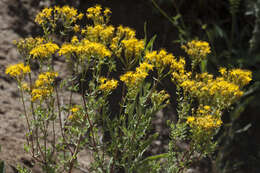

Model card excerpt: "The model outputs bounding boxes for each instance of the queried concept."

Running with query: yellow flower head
[73,25,80,32]
[77,13,84,20]
[59,39,111,59]
[187,116,195,123]
[31,72,58,102]
[228,69,252,87]
[145,50,185,73]
[70,106,79,113]
[35,72,58,88]
[31,87,53,102]
[187,115,222,130]
[182,40,211,60]
[5,63,31,79]
[121,38,144,59]
[86,5,108,24]
[30,42,59,59]
[71,36,79,44]
[219,67,227,75]
[104,8,112,16]
[35,7,53,25]
[120,62,153,88]
[98,77,118,92]
[35,6,79,30]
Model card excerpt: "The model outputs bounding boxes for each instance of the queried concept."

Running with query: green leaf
[138,153,168,166]
[0,161,5,173]
[200,59,207,73]
[235,123,252,134]
[214,24,225,38]
[145,35,157,51]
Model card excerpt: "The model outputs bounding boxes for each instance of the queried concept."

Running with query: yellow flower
[117,25,136,39]
[86,5,106,24]
[31,87,53,102]
[121,38,144,58]
[59,39,111,59]
[71,36,79,44]
[77,13,84,20]
[120,62,153,88]
[104,8,111,16]
[228,69,252,87]
[35,6,79,29]
[68,114,74,120]
[136,62,154,72]
[35,7,53,25]
[35,72,58,87]
[187,115,222,130]
[98,77,118,92]
[145,50,185,73]
[100,25,115,43]
[15,37,45,56]
[31,72,58,102]
[5,63,31,79]
[219,67,227,75]
[203,105,211,111]
[58,6,78,22]
[120,71,135,86]
[86,5,102,18]
[73,25,80,32]
[187,116,195,123]
[70,107,79,113]
[85,25,115,44]
[30,42,59,59]
[182,40,211,58]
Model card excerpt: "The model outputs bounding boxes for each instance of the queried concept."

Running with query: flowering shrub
[5,4,252,173]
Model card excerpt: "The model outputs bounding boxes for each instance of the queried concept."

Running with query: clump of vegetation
[5,4,252,173]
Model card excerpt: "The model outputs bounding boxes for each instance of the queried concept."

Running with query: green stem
[19,84,31,151]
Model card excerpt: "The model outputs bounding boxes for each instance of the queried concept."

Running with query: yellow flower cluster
[98,77,118,92]
[73,24,80,32]
[110,26,136,57]
[31,72,58,102]
[181,40,211,58]
[86,5,102,19]
[85,25,115,44]
[145,50,186,73]
[70,106,79,113]
[151,90,170,106]
[55,6,79,22]
[5,63,31,79]
[59,39,111,59]
[35,72,58,87]
[68,105,81,121]
[121,38,144,59]
[179,73,244,107]
[30,42,59,59]
[35,6,81,26]
[120,62,153,87]
[35,7,53,25]
[14,37,45,56]
[116,25,136,39]
[71,36,79,44]
[86,5,111,24]
[187,115,222,130]
[220,68,252,87]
